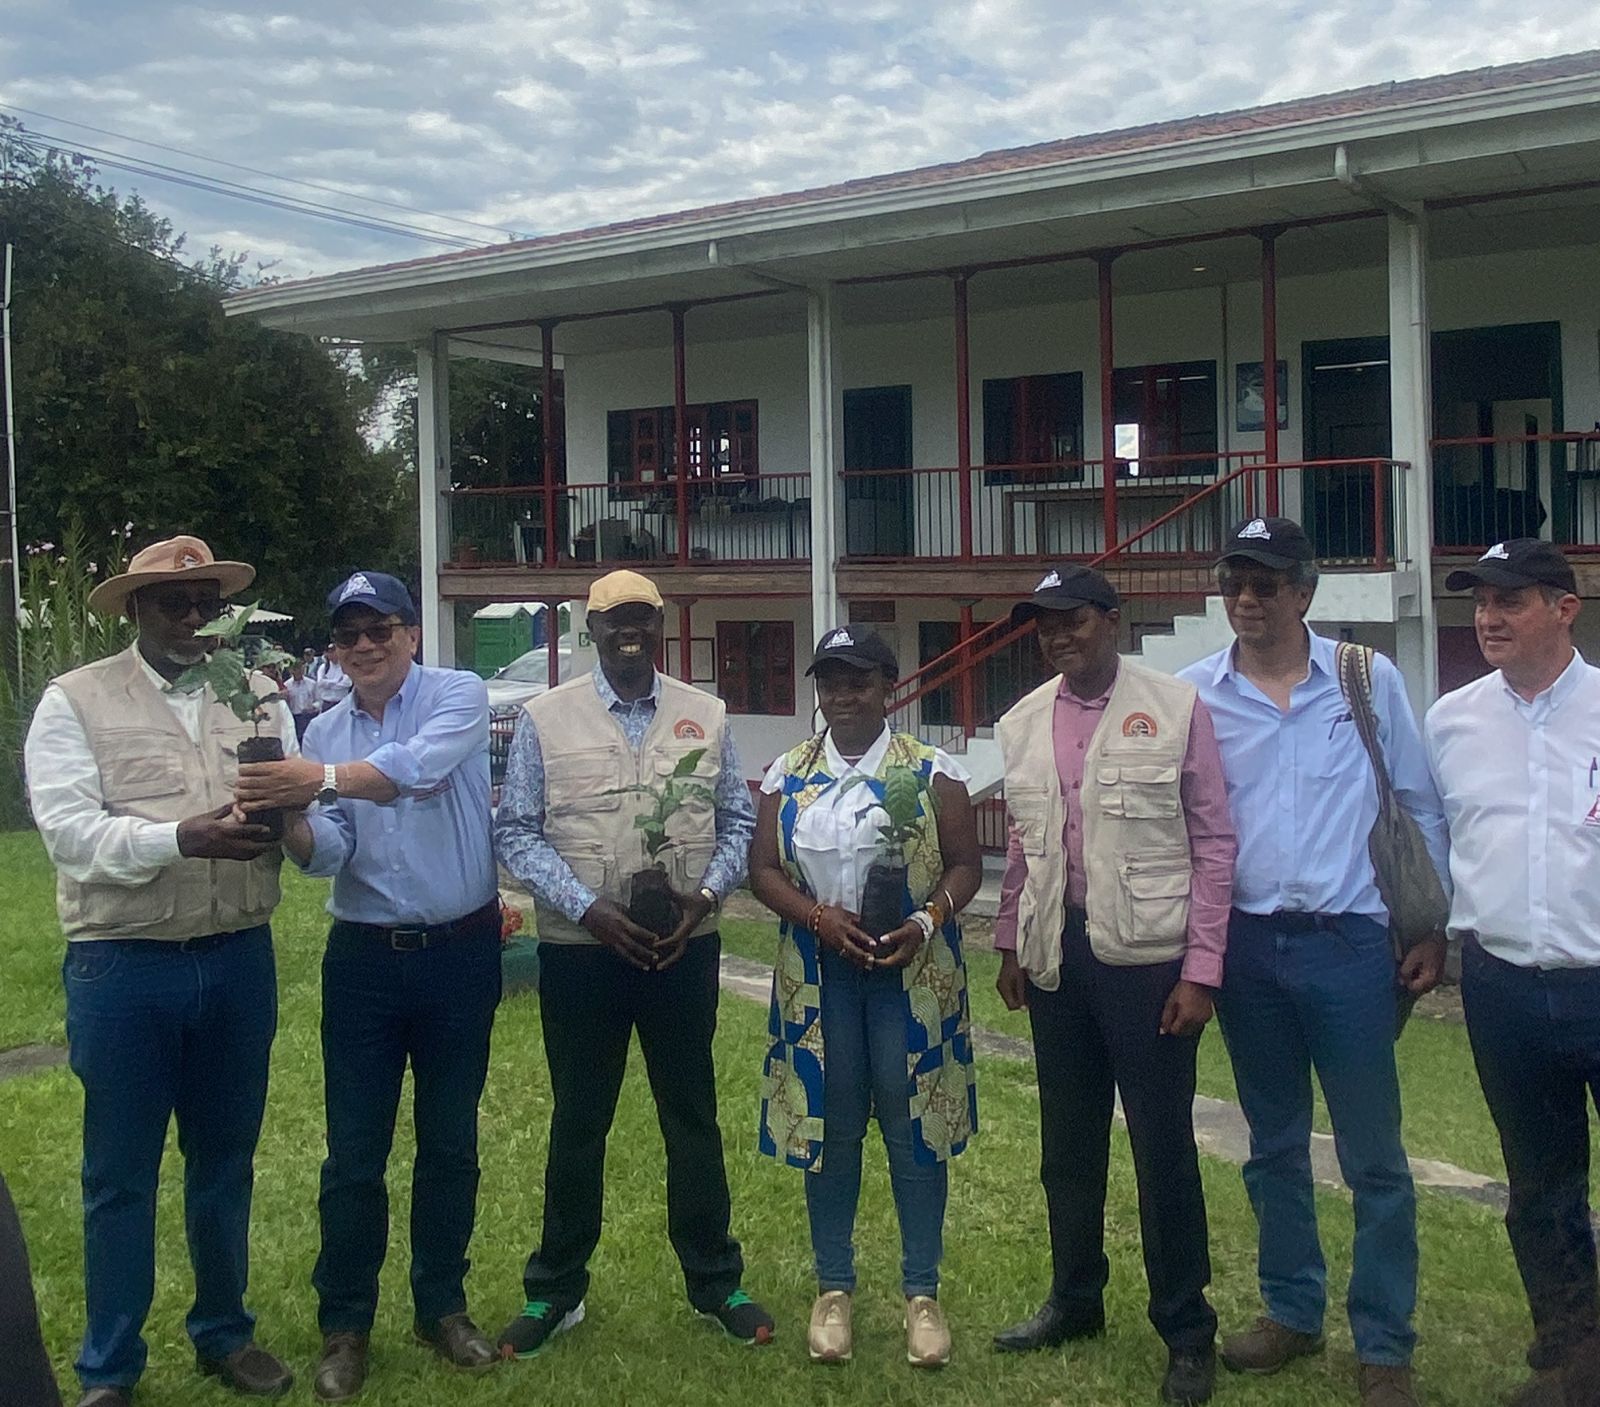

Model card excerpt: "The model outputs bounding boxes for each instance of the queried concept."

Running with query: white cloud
[3,0,1597,279]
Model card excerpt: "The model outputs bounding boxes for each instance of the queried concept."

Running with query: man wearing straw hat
[25,535,298,1407]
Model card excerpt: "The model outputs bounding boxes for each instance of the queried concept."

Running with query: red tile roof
[260,49,1600,292]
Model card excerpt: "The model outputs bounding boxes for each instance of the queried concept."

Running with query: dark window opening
[716,620,794,716]
[1112,361,1217,478]
[983,373,1084,485]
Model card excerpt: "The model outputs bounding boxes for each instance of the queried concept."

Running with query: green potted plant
[606,748,713,941]
[848,764,938,941]
[168,604,295,838]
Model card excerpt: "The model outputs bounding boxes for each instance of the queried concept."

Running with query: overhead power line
[0,100,523,245]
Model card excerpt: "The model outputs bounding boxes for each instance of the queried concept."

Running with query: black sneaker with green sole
[699,1290,775,1345]
[496,1300,586,1360]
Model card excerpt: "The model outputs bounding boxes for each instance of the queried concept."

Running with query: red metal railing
[1431,431,1600,554]
[446,472,812,569]
[888,457,1409,742]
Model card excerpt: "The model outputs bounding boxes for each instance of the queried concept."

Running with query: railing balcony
[1432,432,1600,553]
[445,473,812,570]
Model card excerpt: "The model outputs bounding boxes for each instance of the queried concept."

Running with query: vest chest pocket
[559,841,613,894]
[1005,784,1050,856]
[98,745,188,809]
[1117,855,1191,945]
[545,747,623,817]
[1095,762,1180,819]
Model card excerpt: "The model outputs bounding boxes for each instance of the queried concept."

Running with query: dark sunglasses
[1218,573,1284,600]
[331,617,406,649]
[149,592,226,621]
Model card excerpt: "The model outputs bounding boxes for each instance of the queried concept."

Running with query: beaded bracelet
[808,902,827,934]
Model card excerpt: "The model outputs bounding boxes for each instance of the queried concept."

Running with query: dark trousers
[292,712,315,744]
[0,1168,63,1407]
[1026,910,1216,1352]
[63,928,277,1390]
[313,910,501,1334]
[524,935,743,1312]
[1462,937,1600,1371]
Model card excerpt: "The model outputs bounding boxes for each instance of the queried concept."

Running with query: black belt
[334,899,498,952]
[1244,909,1345,934]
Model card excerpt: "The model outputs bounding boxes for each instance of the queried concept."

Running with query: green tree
[0,123,417,638]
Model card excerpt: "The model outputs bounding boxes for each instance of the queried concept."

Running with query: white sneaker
[807,1291,852,1363]
[905,1295,950,1368]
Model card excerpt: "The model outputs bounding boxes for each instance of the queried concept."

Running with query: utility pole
[0,243,19,687]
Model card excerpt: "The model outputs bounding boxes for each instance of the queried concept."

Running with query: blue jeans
[313,913,501,1333]
[805,950,948,1298]
[1217,911,1417,1366]
[63,928,277,1391]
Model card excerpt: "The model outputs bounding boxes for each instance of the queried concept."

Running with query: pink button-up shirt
[993,672,1236,988]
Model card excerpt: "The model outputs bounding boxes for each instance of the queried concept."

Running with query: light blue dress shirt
[1178,629,1449,920]
[494,667,755,923]
[299,662,497,926]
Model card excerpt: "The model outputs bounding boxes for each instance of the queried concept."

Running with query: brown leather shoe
[1220,1316,1325,1374]
[415,1312,496,1371]
[1360,1363,1420,1407]
[196,1343,294,1397]
[76,1391,134,1407]
[313,1333,369,1403]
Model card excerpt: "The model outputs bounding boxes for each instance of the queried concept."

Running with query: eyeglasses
[149,592,226,621]
[331,617,406,649]
[1218,573,1283,600]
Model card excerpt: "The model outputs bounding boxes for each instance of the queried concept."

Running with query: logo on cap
[822,627,854,649]
[338,573,374,604]
[1238,519,1272,541]
[1036,569,1061,590]
[1482,543,1510,561]
[1121,712,1158,738]
[178,549,203,568]
[673,719,706,741]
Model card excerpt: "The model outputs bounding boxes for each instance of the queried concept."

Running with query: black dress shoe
[415,1312,497,1371]
[76,1391,134,1407]
[1162,1346,1218,1405]
[313,1333,369,1403]
[197,1343,294,1397]
[992,1299,1106,1352]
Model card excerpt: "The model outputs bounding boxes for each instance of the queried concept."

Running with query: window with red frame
[716,620,794,716]
[1111,361,1217,478]
[982,372,1084,485]
[607,401,758,495]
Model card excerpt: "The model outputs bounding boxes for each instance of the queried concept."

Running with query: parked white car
[487,646,572,719]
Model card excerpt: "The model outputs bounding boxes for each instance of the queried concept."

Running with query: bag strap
[1335,641,1395,809]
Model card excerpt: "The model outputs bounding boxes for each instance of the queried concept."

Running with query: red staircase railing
[887,457,1408,746]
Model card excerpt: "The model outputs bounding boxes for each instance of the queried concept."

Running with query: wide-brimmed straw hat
[88,535,255,615]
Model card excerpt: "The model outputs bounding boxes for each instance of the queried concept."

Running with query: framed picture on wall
[666,637,716,684]
[1236,360,1289,432]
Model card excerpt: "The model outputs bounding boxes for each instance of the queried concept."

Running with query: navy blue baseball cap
[327,571,417,624]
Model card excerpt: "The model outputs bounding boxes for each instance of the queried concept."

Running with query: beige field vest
[997,661,1197,989]
[525,671,726,945]
[52,646,283,941]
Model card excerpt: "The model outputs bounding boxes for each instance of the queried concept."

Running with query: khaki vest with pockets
[52,645,284,941]
[997,661,1197,989]
[524,671,726,945]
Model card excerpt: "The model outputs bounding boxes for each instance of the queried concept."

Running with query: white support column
[806,284,844,637]
[416,334,456,667]
[1387,210,1438,711]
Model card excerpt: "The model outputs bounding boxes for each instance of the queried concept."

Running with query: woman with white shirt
[750,625,982,1370]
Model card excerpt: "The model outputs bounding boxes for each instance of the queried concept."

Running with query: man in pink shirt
[990,565,1236,1407]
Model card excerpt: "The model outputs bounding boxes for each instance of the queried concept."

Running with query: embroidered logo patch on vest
[1121,712,1158,737]
[674,718,706,740]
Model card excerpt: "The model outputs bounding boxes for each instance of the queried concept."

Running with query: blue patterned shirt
[494,668,755,922]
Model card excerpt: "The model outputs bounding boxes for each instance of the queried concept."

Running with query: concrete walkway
[717,951,1513,1219]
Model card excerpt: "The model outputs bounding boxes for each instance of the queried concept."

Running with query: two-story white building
[230,49,1600,832]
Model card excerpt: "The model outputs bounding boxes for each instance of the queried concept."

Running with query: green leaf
[672,747,707,778]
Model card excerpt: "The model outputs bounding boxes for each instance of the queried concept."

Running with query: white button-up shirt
[26,651,299,888]
[1425,649,1600,969]
[759,724,970,913]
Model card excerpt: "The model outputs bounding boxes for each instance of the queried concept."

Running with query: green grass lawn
[0,831,1547,1405]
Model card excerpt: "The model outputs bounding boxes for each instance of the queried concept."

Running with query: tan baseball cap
[587,569,664,614]
[88,535,256,616]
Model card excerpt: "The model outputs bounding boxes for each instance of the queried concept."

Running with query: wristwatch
[698,885,719,911]
[314,763,338,807]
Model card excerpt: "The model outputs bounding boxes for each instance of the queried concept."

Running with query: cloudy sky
[1,0,1595,281]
